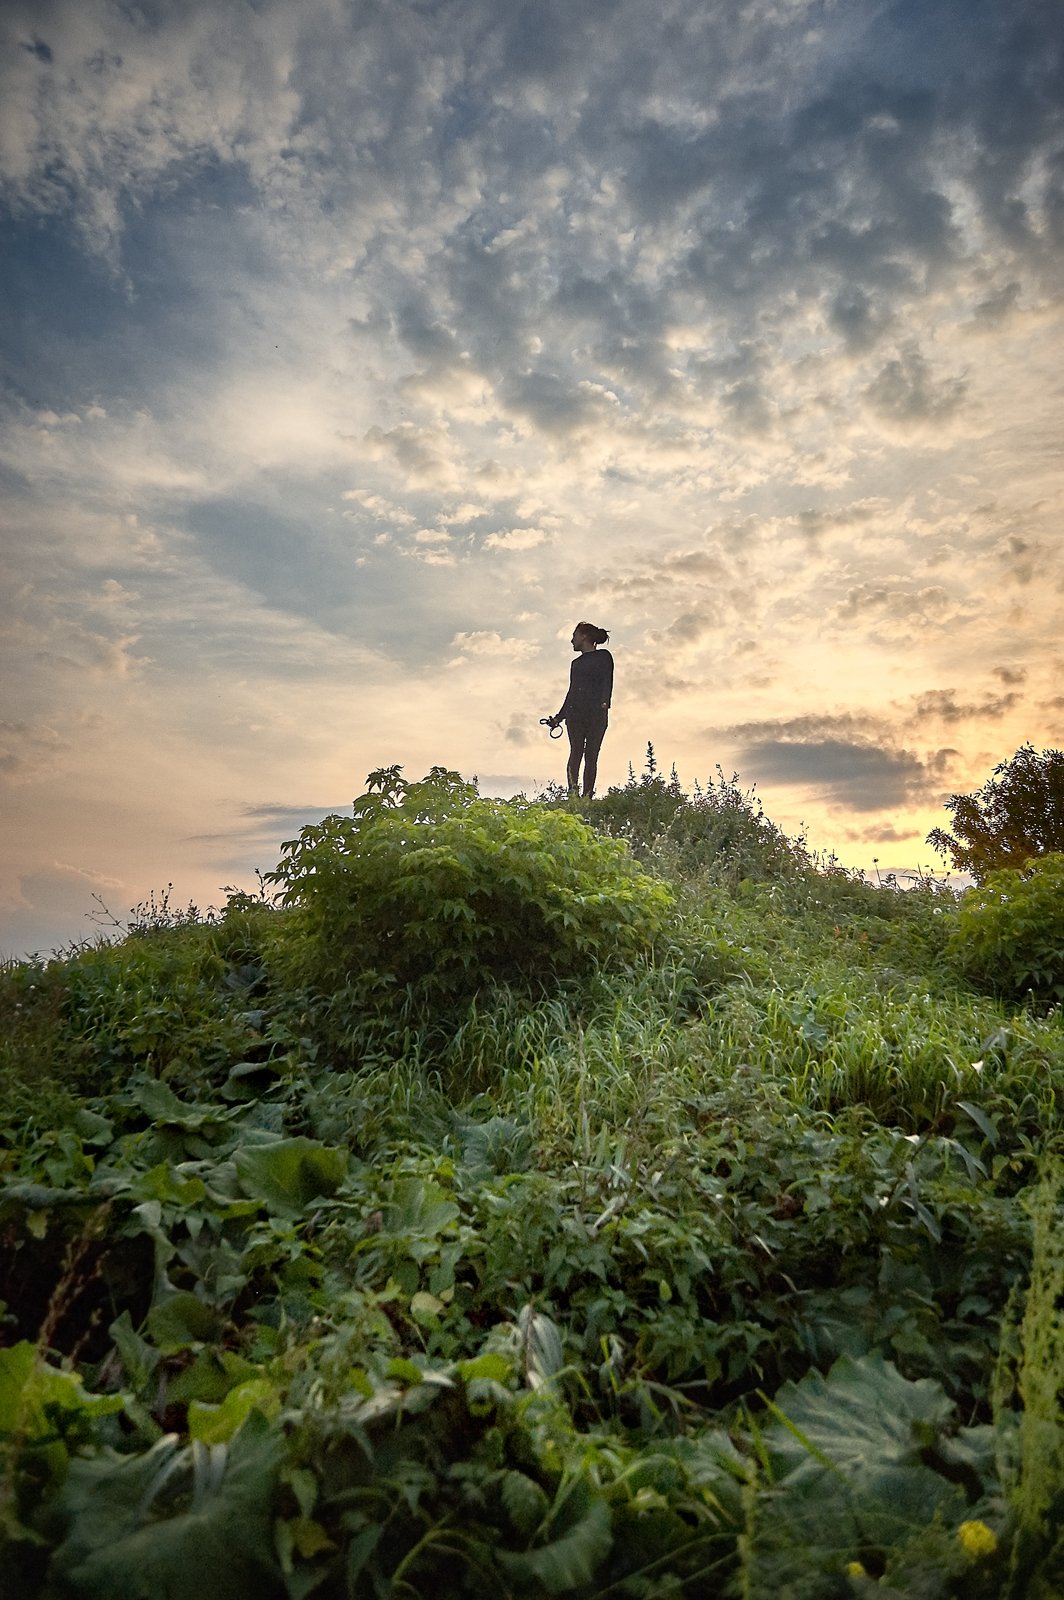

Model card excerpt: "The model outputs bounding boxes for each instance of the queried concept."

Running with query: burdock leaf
[498,1488,612,1594]
[43,1411,283,1600]
[234,1137,347,1215]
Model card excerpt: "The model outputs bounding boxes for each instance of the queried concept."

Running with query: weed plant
[2,766,1063,1595]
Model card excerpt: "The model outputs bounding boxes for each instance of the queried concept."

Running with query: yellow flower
[846,1561,867,1578]
[958,1520,998,1558]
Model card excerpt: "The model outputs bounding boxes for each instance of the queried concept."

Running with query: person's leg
[580,713,608,798]
[566,723,587,793]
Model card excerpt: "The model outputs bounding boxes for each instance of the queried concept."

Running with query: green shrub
[0,905,280,1113]
[950,853,1064,1005]
[268,766,673,1013]
[553,760,808,887]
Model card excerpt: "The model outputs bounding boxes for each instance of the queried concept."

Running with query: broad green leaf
[0,1341,36,1431]
[457,1115,533,1176]
[130,1163,207,1206]
[73,1109,114,1147]
[457,1352,513,1385]
[283,1514,335,1559]
[0,1182,90,1213]
[0,1342,124,1439]
[345,1524,382,1586]
[410,1290,445,1323]
[385,1356,430,1385]
[188,1379,280,1443]
[956,1099,999,1146]
[108,1312,160,1393]
[43,1411,283,1600]
[126,1079,239,1130]
[384,1176,460,1236]
[166,1348,260,1405]
[764,1352,955,1482]
[146,1291,225,1351]
[234,1137,348,1215]
[747,1354,974,1596]
[498,1488,612,1594]
[518,1304,564,1389]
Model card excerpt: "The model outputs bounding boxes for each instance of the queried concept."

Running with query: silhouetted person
[547,622,613,797]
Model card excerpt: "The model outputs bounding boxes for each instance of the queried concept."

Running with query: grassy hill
[2,765,1063,1598]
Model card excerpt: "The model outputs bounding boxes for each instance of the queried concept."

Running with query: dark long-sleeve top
[557,649,614,721]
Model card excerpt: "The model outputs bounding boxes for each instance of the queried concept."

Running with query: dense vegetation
[3,759,1064,1598]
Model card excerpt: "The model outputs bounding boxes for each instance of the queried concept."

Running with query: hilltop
[2,764,1063,1598]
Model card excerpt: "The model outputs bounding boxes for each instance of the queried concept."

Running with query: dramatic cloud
[731,736,945,813]
[2,0,1062,952]
[723,714,955,812]
[911,688,1022,724]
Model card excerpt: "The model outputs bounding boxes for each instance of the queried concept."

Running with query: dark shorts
[567,709,609,739]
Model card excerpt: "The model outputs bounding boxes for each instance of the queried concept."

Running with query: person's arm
[601,650,614,709]
[553,659,578,724]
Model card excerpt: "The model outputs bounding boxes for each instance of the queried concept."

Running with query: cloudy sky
[2,0,1062,956]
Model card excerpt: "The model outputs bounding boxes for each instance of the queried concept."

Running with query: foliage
[548,752,809,887]
[0,882,282,1117]
[949,853,1064,1005]
[4,762,1064,1594]
[928,744,1064,882]
[38,1412,283,1600]
[744,1352,1003,1596]
[995,1162,1064,1599]
[267,765,673,1017]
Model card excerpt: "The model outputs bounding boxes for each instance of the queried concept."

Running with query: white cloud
[484,527,551,551]
[438,503,489,526]
[341,490,415,525]
[448,631,540,664]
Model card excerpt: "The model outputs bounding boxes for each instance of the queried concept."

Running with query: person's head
[571,621,609,652]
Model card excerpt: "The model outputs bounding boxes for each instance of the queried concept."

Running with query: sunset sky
[2,0,1062,958]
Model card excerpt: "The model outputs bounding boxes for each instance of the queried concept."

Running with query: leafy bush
[268,766,673,1013]
[553,756,809,887]
[950,853,1064,1005]
[0,893,282,1115]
